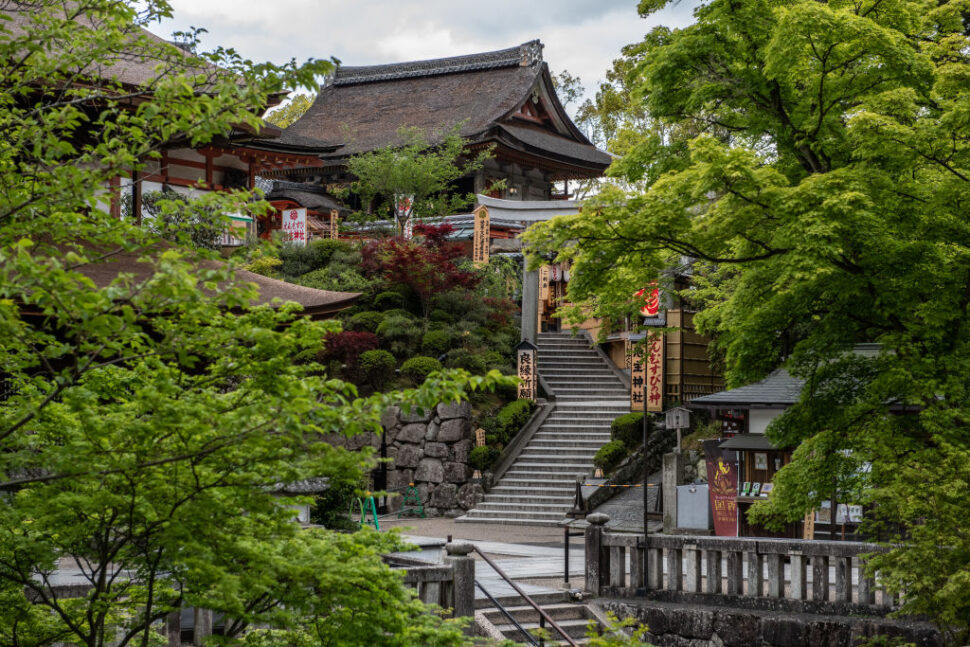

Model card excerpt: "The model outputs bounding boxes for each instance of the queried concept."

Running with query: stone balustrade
[584,513,898,613]
[392,541,476,619]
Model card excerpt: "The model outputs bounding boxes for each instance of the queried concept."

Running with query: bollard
[585,513,610,595]
[445,542,476,621]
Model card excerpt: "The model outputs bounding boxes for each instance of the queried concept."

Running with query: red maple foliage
[321,330,380,366]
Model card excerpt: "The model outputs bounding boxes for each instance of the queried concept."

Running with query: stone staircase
[476,591,601,644]
[458,332,629,526]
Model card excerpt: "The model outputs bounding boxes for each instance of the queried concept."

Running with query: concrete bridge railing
[584,513,899,611]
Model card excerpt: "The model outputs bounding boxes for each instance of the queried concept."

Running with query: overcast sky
[151,1,699,110]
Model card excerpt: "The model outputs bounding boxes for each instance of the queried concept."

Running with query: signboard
[475,428,486,447]
[516,340,538,401]
[703,438,739,537]
[538,265,550,301]
[630,340,646,411]
[281,208,307,246]
[329,208,339,240]
[665,407,690,429]
[803,509,815,539]
[393,194,414,239]
[646,330,664,412]
[635,283,660,317]
[473,205,490,266]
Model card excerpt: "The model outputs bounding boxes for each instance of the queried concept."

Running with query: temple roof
[688,370,805,409]
[279,41,610,175]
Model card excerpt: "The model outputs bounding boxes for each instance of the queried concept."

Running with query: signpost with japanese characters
[472,205,489,266]
[281,208,307,246]
[329,208,339,240]
[646,330,664,412]
[630,340,646,411]
[516,340,538,402]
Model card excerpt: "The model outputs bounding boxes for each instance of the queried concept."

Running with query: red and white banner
[635,283,660,317]
[281,208,307,246]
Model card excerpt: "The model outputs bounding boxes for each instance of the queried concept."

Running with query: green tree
[524,0,970,640]
[0,2,506,645]
[265,92,315,128]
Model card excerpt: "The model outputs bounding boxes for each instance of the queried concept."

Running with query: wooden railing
[584,513,898,611]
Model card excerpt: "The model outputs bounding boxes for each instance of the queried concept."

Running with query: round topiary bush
[421,329,451,357]
[468,445,500,472]
[611,412,645,451]
[593,440,629,475]
[359,349,396,389]
[496,399,534,443]
[400,356,443,383]
[444,348,487,374]
[429,309,455,323]
[373,291,405,311]
[347,310,384,333]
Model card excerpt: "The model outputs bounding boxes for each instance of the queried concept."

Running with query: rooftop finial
[519,40,543,67]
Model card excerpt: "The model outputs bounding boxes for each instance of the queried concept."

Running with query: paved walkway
[380,517,584,599]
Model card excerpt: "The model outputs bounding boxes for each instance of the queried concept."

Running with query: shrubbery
[421,329,451,357]
[468,445,500,472]
[400,356,442,383]
[594,440,628,475]
[373,290,405,311]
[611,412,645,450]
[348,310,384,333]
[482,398,535,446]
[359,349,396,390]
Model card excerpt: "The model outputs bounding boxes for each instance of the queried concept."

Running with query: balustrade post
[812,555,830,602]
[746,551,764,597]
[630,543,645,590]
[610,546,626,589]
[724,550,743,596]
[445,542,476,619]
[165,610,180,647]
[585,513,610,596]
[647,545,663,590]
[666,547,683,591]
[766,554,783,598]
[857,557,876,605]
[834,556,850,603]
[684,545,701,593]
[790,553,807,600]
[705,550,722,594]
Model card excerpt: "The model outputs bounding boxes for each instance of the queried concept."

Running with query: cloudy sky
[151,1,699,108]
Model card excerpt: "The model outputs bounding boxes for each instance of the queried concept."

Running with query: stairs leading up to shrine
[458,332,628,526]
[476,594,601,644]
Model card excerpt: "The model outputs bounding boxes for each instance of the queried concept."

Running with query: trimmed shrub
[359,349,396,390]
[496,399,534,440]
[379,308,415,321]
[481,350,506,370]
[421,329,451,357]
[279,238,350,277]
[400,356,442,383]
[468,446,500,472]
[444,348,487,374]
[347,310,384,333]
[429,309,455,324]
[373,291,405,311]
[593,440,629,475]
[611,412,645,451]
[321,331,379,367]
[375,314,422,357]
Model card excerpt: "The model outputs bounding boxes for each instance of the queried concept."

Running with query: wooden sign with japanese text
[473,205,489,266]
[704,438,739,537]
[475,428,486,447]
[281,208,307,246]
[329,208,339,240]
[516,345,538,401]
[630,340,646,411]
[646,330,665,412]
[539,265,550,301]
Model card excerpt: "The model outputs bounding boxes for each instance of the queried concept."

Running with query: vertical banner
[393,194,414,239]
[516,340,538,401]
[472,205,490,266]
[646,330,664,412]
[281,208,307,246]
[329,208,339,240]
[630,340,646,411]
[538,265,550,301]
[703,439,739,537]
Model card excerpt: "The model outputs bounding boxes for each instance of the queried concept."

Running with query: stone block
[388,469,414,490]
[669,607,713,640]
[805,620,851,647]
[415,458,444,483]
[401,405,433,424]
[425,420,439,441]
[712,611,760,647]
[347,431,378,451]
[761,616,805,647]
[431,483,457,509]
[380,406,400,430]
[437,418,468,443]
[424,442,448,458]
[397,423,427,444]
[450,439,473,463]
[456,483,485,509]
[443,461,470,483]
[393,445,422,469]
[437,401,471,419]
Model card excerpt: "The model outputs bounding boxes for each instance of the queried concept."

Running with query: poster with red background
[703,438,738,536]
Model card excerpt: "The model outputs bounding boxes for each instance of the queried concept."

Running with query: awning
[719,434,779,451]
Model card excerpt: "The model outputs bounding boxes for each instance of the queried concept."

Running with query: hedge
[373,291,405,311]
[400,356,442,383]
[611,412,645,450]
[468,446,500,472]
[593,440,629,475]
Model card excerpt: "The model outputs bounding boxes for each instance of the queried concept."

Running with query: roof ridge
[329,40,543,86]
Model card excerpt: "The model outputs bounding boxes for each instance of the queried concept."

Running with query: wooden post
[585,513,609,596]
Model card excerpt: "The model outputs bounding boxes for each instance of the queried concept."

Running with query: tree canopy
[0,2,504,645]
[523,0,970,639]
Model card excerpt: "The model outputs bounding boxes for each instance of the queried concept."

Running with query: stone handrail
[391,542,476,619]
[584,513,898,612]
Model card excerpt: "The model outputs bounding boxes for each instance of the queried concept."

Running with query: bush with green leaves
[496,399,534,440]
[594,440,629,475]
[298,266,373,293]
[444,348,487,375]
[468,446,500,473]
[279,238,351,278]
[428,309,455,324]
[611,412,645,451]
[359,350,396,390]
[348,310,385,333]
[421,329,451,357]
[400,356,443,384]
[375,314,422,357]
[373,291,405,311]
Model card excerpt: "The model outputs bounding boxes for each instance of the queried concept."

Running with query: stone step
[482,493,574,505]
[493,618,591,641]
[527,442,605,451]
[474,591,570,610]
[508,461,595,472]
[460,506,569,520]
[488,485,574,496]
[517,450,599,461]
[480,602,592,624]
[495,478,580,490]
[549,389,628,397]
[454,514,563,526]
[499,472,589,485]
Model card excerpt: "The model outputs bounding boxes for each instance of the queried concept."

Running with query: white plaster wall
[748,408,783,435]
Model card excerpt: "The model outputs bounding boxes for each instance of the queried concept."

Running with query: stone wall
[601,599,942,647]
[373,401,485,516]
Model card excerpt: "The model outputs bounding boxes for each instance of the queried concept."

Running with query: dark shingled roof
[719,434,779,451]
[278,40,608,173]
[265,181,347,213]
[688,370,805,408]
